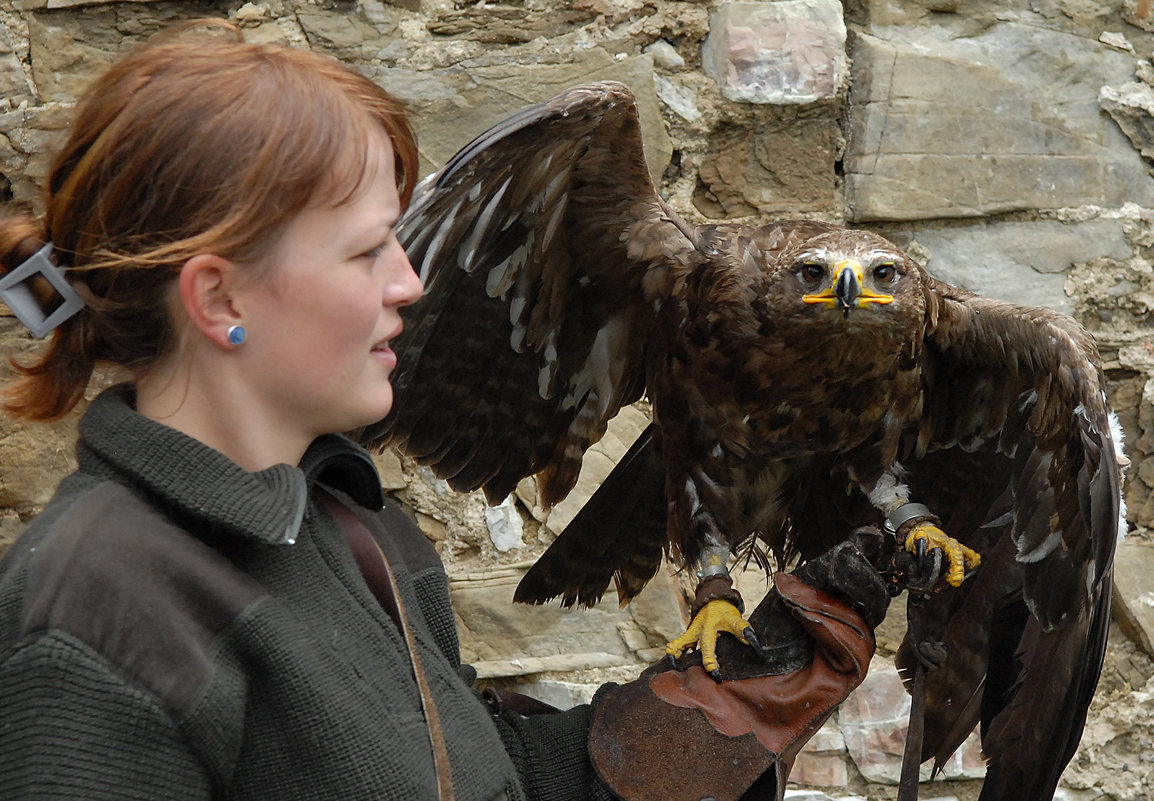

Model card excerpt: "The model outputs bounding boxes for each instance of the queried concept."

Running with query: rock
[693,104,839,216]
[233,3,269,25]
[0,512,25,554]
[371,448,407,491]
[492,678,599,709]
[1098,31,1135,53]
[893,217,1132,315]
[485,496,524,552]
[1062,673,1154,800]
[515,404,652,536]
[449,561,684,679]
[26,9,124,103]
[0,19,33,111]
[296,5,408,63]
[839,659,985,784]
[20,0,165,6]
[0,103,74,205]
[425,5,597,44]
[1122,0,1154,32]
[1112,536,1154,657]
[1100,80,1154,165]
[367,49,671,182]
[781,790,837,801]
[791,716,851,787]
[644,39,685,70]
[701,0,847,104]
[845,24,1154,221]
[654,74,702,122]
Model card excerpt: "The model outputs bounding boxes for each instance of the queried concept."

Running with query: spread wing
[903,277,1124,798]
[361,82,698,507]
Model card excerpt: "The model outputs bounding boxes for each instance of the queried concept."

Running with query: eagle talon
[904,523,981,588]
[665,598,756,678]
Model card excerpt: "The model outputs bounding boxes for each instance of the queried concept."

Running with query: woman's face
[232,132,423,440]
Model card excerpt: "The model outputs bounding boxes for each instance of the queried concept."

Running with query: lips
[372,326,402,369]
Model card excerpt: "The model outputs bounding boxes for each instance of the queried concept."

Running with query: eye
[799,262,825,284]
[874,263,897,283]
[358,239,391,263]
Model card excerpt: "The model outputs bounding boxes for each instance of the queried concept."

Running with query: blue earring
[227,325,247,346]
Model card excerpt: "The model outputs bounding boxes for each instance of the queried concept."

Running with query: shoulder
[1,479,266,712]
[371,500,444,576]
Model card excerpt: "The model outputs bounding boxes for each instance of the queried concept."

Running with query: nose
[384,243,423,307]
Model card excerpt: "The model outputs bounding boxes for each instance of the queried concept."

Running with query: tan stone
[450,559,684,679]
[368,49,672,184]
[1113,536,1154,657]
[693,104,837,217]
[372,447,407,491]
[425,5,598,44]
[27,11,123,103]
[0,103,73,206]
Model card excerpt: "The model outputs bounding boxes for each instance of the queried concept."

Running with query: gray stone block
[846,25,1154,220]
[1113,536,1154,657]
[899,217,1132,314]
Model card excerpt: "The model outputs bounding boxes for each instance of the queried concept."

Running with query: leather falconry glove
[589,528,893,801]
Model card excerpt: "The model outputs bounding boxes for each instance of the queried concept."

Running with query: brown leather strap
[320,491,455,801]
[898,658,926,801]
[328,495,403,624]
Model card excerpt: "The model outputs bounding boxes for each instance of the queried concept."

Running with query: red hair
[1,19,418,420]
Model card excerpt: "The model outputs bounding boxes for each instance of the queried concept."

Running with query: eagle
[362,82,1126,801]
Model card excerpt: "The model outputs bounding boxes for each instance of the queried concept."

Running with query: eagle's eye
[874,263,897,283]
[800,263,824,284]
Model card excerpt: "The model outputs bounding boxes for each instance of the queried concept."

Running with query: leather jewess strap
[319,490,455,801]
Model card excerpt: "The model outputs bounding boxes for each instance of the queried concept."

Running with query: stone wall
[2,1,1154,799]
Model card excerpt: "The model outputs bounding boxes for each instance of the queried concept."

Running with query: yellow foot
[904,523,981,587]
[665,598,755,677]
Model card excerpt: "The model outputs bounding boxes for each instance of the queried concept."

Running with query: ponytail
[0,215,97,420]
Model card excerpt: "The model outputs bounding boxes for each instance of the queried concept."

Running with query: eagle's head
[780,231,923,324]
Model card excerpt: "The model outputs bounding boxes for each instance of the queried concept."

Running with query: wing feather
[909,276,1124,800]
[362,82,697,508]
[923,278,1121,628]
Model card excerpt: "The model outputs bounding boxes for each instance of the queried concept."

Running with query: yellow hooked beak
[802,259,894,315]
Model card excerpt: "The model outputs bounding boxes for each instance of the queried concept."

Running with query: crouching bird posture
[362,82,1127,801]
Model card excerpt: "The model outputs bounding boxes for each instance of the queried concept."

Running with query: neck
[135,359,312,472]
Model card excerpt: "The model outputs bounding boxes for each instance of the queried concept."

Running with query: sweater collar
[77,384,384,546]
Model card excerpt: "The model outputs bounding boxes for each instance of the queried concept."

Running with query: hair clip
[0,243,85,338]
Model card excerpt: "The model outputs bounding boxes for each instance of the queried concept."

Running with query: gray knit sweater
[0,385,615,801]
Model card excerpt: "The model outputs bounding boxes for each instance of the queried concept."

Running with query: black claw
[744,626,769,661]
[906,546,943,593]
[707,667,722,682]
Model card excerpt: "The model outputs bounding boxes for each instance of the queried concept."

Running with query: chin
[349,390,395,430]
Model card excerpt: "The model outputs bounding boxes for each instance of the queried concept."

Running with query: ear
[178,254,244,349]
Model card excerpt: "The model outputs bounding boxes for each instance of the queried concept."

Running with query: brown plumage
[361,82,1125,801]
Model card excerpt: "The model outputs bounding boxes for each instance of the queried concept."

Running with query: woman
[0,21,613,801]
